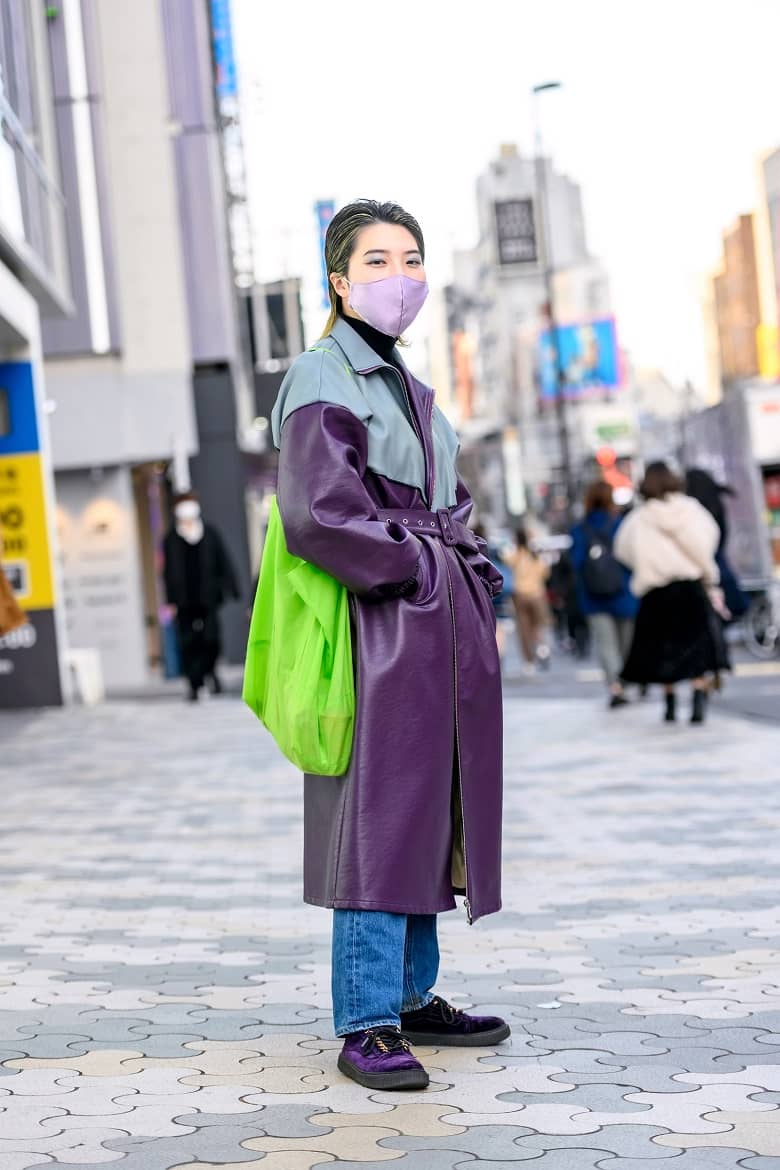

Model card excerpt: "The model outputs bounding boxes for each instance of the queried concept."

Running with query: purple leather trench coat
[271,318,504,923]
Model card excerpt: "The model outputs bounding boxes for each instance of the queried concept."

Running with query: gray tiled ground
[1,691,779,1167]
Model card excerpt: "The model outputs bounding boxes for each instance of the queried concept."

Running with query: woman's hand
[708,586,731,621]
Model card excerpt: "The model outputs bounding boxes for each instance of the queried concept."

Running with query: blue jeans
[331,909,439,1036]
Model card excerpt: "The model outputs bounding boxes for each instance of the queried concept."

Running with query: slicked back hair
[322,199,425,336]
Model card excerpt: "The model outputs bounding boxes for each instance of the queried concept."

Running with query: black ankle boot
[691,689,708,724]
[664,692,676,722]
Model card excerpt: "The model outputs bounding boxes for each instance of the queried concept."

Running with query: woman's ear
[330,272,349,298]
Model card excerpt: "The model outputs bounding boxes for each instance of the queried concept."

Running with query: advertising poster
[210,0,238,100]
[538,317,620,399]
[0,362,62,707]
[315,200,335,310]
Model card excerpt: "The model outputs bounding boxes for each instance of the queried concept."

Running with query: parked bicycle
[744,579,780,659]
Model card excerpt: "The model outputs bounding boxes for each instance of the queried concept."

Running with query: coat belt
[376,508,477,550]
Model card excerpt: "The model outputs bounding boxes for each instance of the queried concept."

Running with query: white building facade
[448,145,631,528]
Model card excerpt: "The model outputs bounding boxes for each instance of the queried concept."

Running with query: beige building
[754,149,780,380]
[712,214,761,386]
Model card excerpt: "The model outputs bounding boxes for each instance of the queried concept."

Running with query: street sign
[494,198,538,266]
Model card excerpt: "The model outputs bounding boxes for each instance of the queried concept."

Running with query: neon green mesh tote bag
[243,496,355,776]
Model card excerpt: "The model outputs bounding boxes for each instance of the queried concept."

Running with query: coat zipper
[441,541,471,924]
[391,367,434,509]
[364,360,464,914]
[422,384,436,508]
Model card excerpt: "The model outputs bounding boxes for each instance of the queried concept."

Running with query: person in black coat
[685,468,749,620]
[163,493,240,701]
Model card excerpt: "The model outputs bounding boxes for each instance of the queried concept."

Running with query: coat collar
[329,316,403,375]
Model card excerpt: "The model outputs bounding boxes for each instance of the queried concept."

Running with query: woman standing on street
[615,461,725,724]
[271,200,507,1092]
[505,529,551,673]
[570,481,637,708]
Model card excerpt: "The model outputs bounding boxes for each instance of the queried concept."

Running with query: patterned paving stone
[602,1153,757,1170]
[464,1156,607,1170]
[364,1156,478,1170]
[512,1124,675,1158]
[1,696,780,1167]
[101,1124,271,1167]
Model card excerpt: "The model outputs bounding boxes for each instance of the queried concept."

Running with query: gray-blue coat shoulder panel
[270,343,369,448]
[271,339,458,508]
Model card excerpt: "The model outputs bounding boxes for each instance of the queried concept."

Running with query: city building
[755,148,780,381]
[0,0,72,708]
[711,214,762,388]
[41,0,255,691]
[446,144,626,529]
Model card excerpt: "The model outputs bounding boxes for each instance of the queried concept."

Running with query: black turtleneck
[336,312,418,600]
[339,308,402,373]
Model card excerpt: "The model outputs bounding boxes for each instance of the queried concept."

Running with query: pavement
[497,629,780,725]
[1,676,780,1168]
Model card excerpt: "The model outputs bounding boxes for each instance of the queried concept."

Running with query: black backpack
[582,523,625,598]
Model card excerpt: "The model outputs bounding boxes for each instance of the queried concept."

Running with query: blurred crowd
[479,463,748,725]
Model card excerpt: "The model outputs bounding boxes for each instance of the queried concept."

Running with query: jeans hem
[400,991,435,1014]
[335,1015,401,1038]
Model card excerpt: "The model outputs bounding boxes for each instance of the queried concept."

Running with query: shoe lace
[361,1027,411,1055]
[432,996,463,1024]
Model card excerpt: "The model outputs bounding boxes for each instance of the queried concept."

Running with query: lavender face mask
[348,274,429,337]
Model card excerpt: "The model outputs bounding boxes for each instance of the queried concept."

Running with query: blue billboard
[315,200,335,310]
[539,317,620,399]
[211,0,238,100]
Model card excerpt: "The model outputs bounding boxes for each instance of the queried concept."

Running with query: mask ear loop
[344,277,357,316]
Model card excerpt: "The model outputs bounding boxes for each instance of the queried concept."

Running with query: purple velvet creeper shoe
[400,995,511,1046]
[337,1026,429,1090]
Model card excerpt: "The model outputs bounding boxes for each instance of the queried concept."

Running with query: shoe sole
[401,1023,511,1047]
[337,1054,429,1090]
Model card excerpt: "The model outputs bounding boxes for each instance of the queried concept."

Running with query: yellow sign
[0,451,55,609]
[757,323,780,381]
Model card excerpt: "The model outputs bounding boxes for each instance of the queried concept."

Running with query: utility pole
[532,81,575,525]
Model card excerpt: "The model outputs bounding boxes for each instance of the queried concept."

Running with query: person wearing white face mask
[163,492,240,701]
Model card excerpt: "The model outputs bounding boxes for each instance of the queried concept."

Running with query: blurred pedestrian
[548,547,589,659]
[0,535,26,637]
[270,199,507,1092]
[685,467,749,621]
[615,461,727,724]
[163,492,239,702]
[473,523,512,661]
[505,529,551,673]
[570,481,637,708]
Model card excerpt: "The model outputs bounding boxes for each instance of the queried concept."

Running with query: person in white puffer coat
[615,461,728,724]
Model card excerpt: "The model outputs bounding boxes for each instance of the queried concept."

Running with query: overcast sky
[233,0,780,389]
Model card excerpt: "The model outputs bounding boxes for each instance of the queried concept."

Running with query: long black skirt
[622,580,729,685]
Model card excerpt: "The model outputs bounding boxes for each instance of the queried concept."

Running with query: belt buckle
[437,508,457,546]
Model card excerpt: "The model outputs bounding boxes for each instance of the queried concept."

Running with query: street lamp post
[532,81,575,525]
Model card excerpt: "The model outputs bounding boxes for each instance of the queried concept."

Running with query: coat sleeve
[613,511,635,570]
[682,501,720,585]
[213,529,240,600]
[569,523,587,571]
[452,476,505,597]
[162,532,178,607]
[277,401,423,597]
